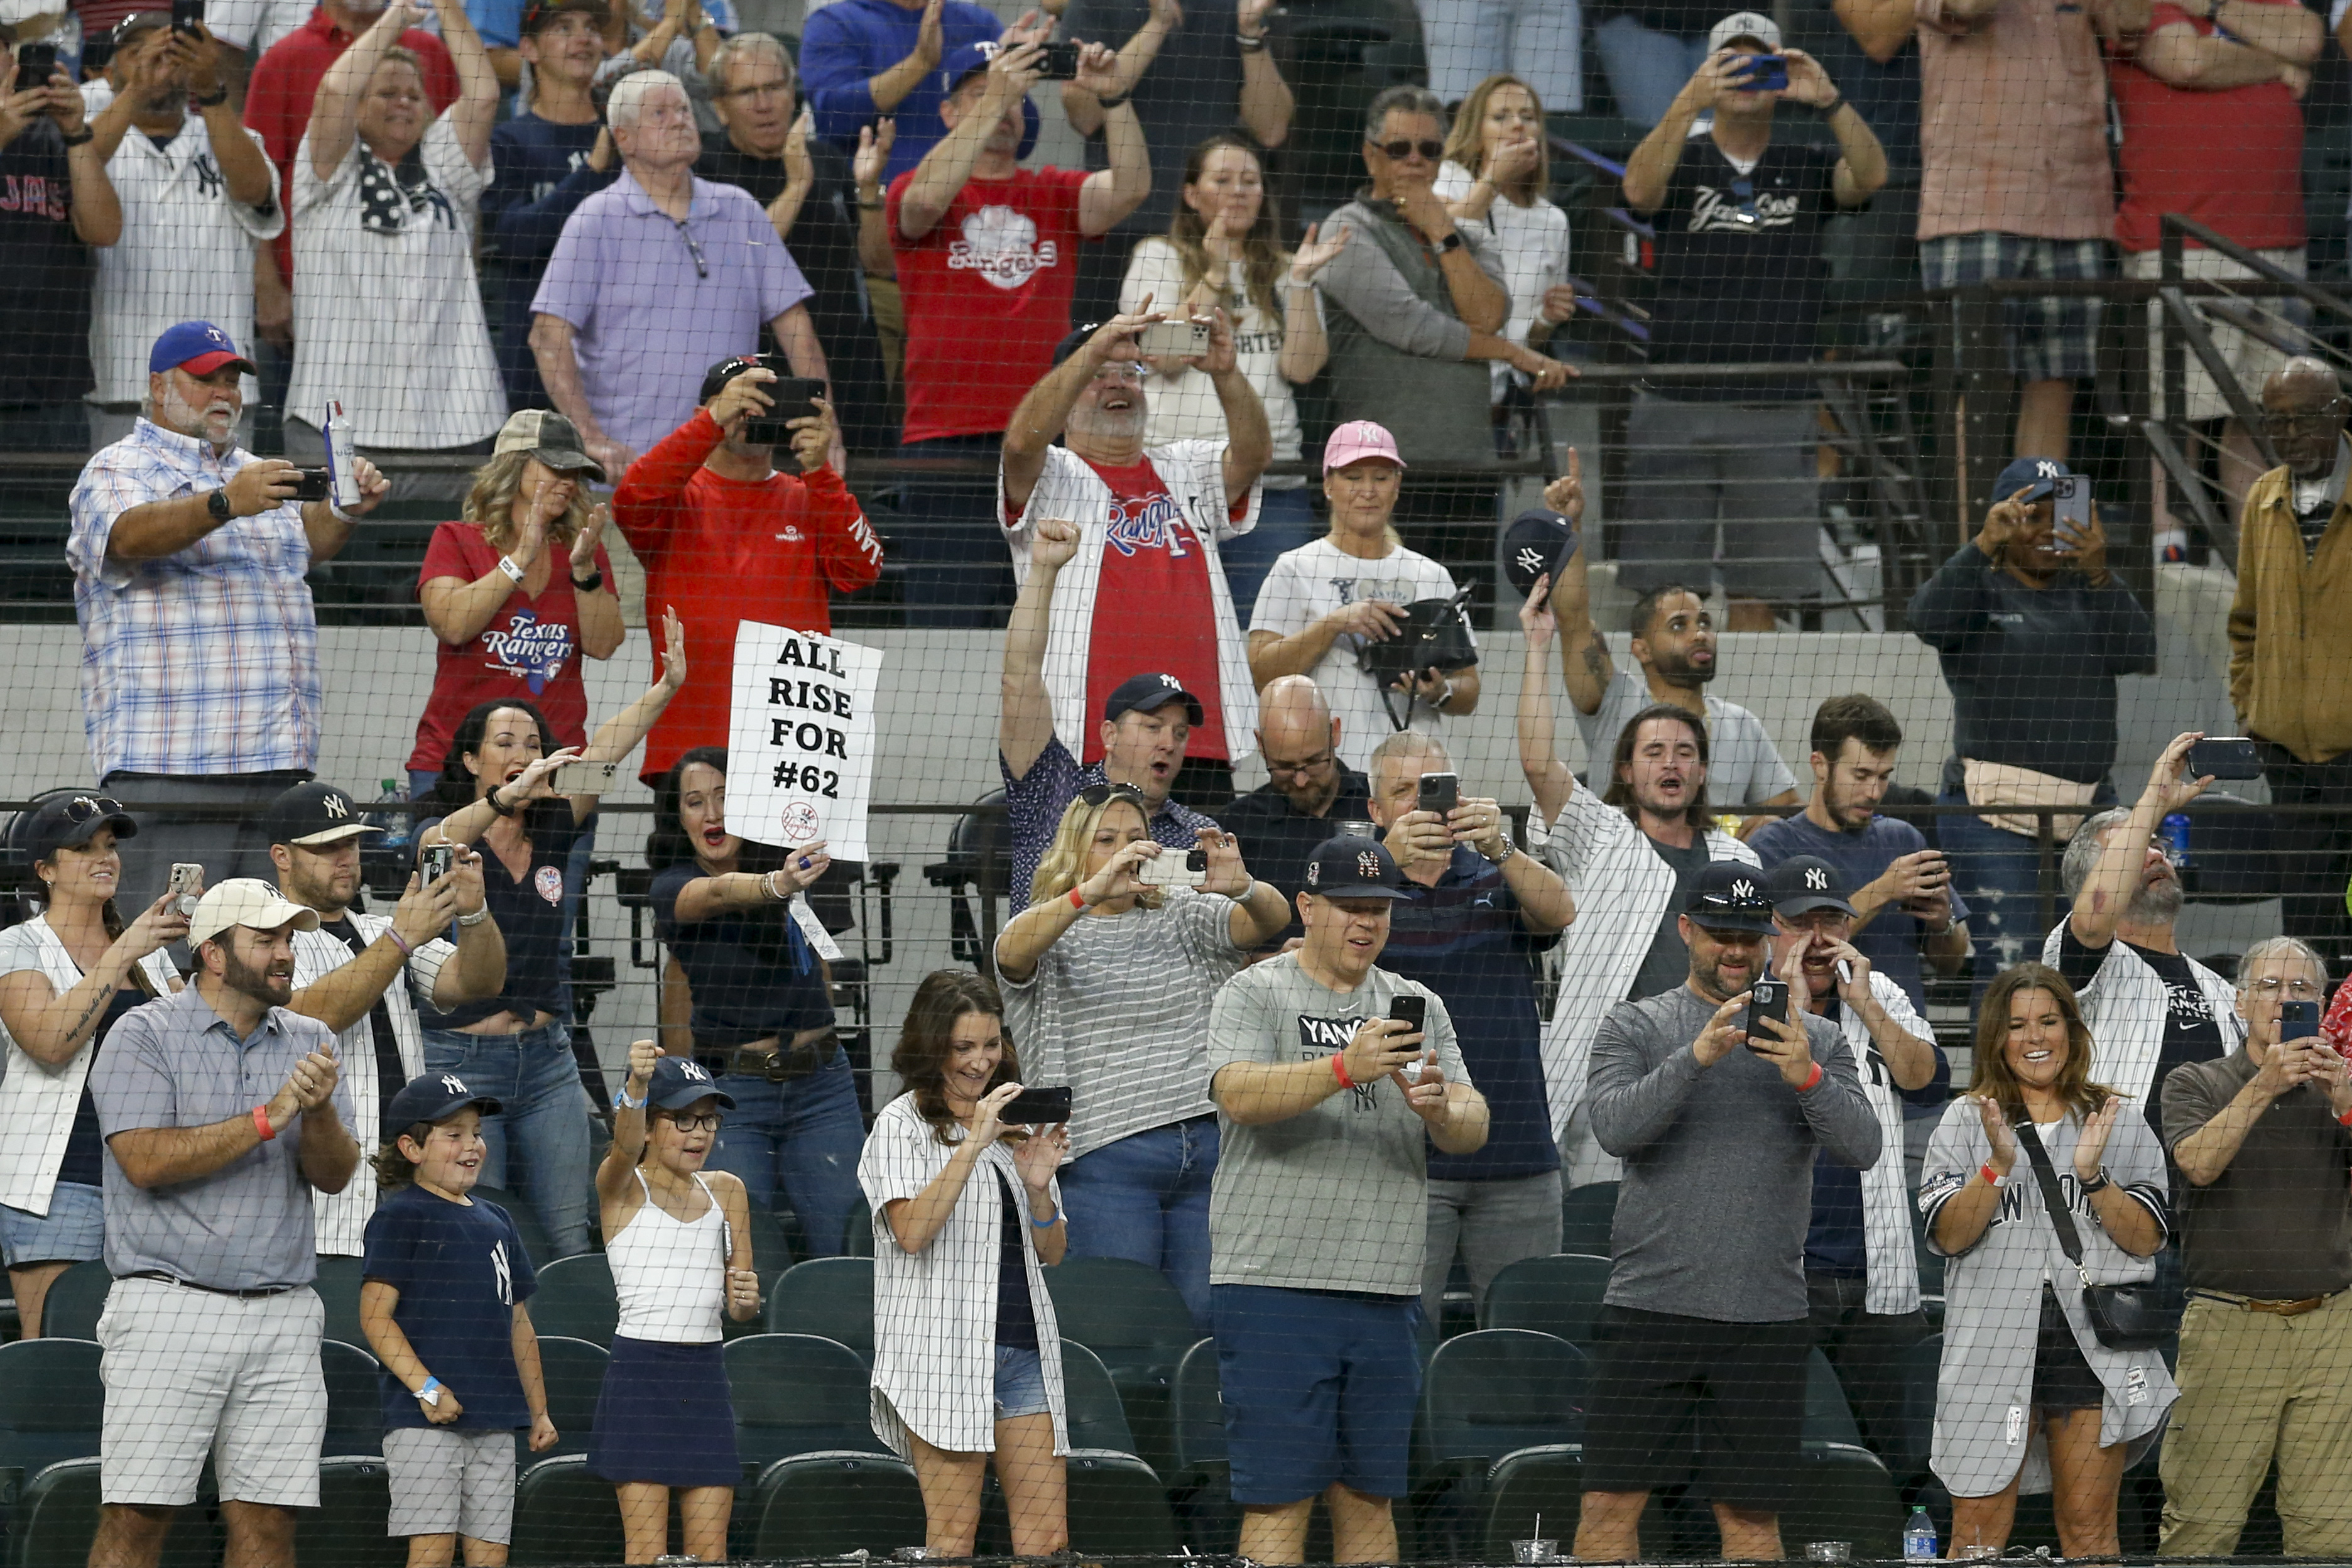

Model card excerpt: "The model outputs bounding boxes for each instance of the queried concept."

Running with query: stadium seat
[1892,1333,1941,1479]
[763,1257,873,1363]
[723,1332,888,1469]
[320,1339,384,1456]
[528,1255,618,1346]
[1804,1347,1863,1446]
[0,1338,104,1491]
[295,1455,402,1568]
[509,1454,624,1565]
[9,1457,219,1568]
[36,1263,109,1344]
[1040,1256,1196,1476]
[527,1334,609,1464]
[1478,1444,1659,1560]
[842,1195,875,1258]
[474,1185,556,1266]
[743,1203,794,1280]
[749,1451,927,1560]
[1479,1253,1612,1344]
[1060,1341,1135,1456]
[1779,1442,1904,1559]
[1065,1450,1179,1556]
[312,1255,367,1349]
[1167,1336,1239,1554]
[1559,1181,1618,1255]
[1409,1330,1589,1559]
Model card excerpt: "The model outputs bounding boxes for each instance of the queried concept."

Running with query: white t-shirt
[1574,667,1799,808]
[288,112,507,450]
[1120,236,1314,484]
[1250,536,1471,770]
[202,0,314,51]
[1434,161,1571,403]
[87,106,283,406]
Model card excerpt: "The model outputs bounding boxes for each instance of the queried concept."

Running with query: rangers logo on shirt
[948,205,1059,290]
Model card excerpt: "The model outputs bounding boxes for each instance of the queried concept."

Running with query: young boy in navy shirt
[362,1075,559,1567]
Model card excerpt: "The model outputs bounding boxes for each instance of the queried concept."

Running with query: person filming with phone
[993,785,1288,1329]
[1206,833,1486,1567]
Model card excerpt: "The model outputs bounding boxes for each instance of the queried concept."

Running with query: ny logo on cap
[1306,860,1322,886]
[1731,878,1757,901]
[1514,545,1547,576]
[1159,674,1180,689]
[1805,867,1828,890]
[678,1060,712,1082]
[439,1074,468,1095]
[1358,851,1383,879]
[2035,460,2062,477]
[323,793,349,819]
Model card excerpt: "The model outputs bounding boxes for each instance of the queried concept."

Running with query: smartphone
[1733,53,1787,90]
[2281,1000,2321,1043]
[1136,318,1208,361]
[420,842,455,883]
[2051,474,2092,541]
[14,41,57,82]
[1035,40,1082,80]
[166,863,204,917]
[170,0,205,33]
[2187,736,2265,780]
[548,758,618,796]
[1417,771,1460,817]
[1388,994,1427,1035]
[1133,846,1209,888]
[1745,977,1789,1048]
[1001,1085,1073,1124]
[291,467,334,502]
[739,370,829,447]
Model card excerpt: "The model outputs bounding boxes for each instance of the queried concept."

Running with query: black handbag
[2012,1113,2181,1351]
[1353,589,1479,731]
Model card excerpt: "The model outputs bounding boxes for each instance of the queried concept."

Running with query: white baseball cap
[188,878,322,947]
[1709,9,1782,50]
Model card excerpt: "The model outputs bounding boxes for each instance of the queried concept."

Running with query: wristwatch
[456,906,491,927]
[2080,1168,2112,1195]
[1433,230,1465,254]
[1482,823,1518,867]
[193,84,229,107]
[570,568,604,593]
[207,488,234,522]
[60,123,94,146]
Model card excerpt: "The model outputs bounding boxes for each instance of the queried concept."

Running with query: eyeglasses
[1373,138,1445,161]
[1265,749,1337,780]
[673,217,707,280]
[658,1111,725,1133]
[720,75,792,101]
[1077,782,1146,808]
[2260,408,2347,437]
[2246,976,2324,999]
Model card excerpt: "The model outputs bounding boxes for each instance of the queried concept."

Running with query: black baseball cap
[521,0,610,33]
[265,781,383,849]
[1104,672,1205,726]
[386,1072,502,1130]
[1300,835,1409,901]
[1991,455,2073,507]
[19,793,138,865]
[1684,861,1775,935]
[650,1055,738,1111]
[1501,508,1578,599]
[699,355,770,405]
[1768,855,1858,919]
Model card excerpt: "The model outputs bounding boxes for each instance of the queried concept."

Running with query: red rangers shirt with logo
[888,165,1091,442]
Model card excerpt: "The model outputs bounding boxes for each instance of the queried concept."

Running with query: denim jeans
[1217,486,1319,628]
[1058,1116,1219,1332]
[422,1020,596,1257]
[704,1053,867,1260]
[1936,766,2116,1008]
[1591,14,1710,126]
[1420,0,1584,109]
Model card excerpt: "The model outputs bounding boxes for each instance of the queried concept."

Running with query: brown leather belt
[2192,1289,2331,1317]
[693,1026,839,1084]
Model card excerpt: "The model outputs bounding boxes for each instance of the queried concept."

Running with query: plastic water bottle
[373,778,411,854]
[324,400,362,511]
[2159,812,2193,869]
[1903,1506,1939,1561]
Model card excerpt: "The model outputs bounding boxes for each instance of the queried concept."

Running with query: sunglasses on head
[64,796,127,824]
[1373,138,1445,161]
[1077,782,1147,809]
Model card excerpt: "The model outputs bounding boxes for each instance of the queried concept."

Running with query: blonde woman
[993,786,1288,1329]
[1436,74,1573,408]
[1119,132,1349,618]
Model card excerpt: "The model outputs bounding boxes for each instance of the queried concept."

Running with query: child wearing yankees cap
[362,1073,558,1565]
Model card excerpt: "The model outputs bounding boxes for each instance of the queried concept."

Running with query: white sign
[724,623,885,862]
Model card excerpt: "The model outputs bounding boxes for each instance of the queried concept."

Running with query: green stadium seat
[1780,1442,1904,1559]
[313,1256,367,1350]
[1478,1444,1663,1562]
[1805,1347,1863,1446]
[744,1204,795,1280]
[0,1339,103,1489]
[527,1255,617,1346]
[320,1339,384,1456]
[525,1335,608,1464]
[1892,1333,1940,1479]
[1480,1253,1613,1344]
[509,1454,624,1565]
[474,1186,555,1267]
[1559,1182,1618,1255]
[842,1195,875,1258]
[1060,1341,1134,1457]
[1409,1330,1588,1559]
[295,1456,402,1568]
[9,1458,219,1568]
[1065,1450,1178,1556]
[749,1450,927,1560]
[36,1264,109,1344]
[763,1258,873,1363]
[1040,1256,1196,1477]
[723,1332,888,1469]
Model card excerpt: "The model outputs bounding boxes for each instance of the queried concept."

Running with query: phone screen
[2281,1000,2321,1043]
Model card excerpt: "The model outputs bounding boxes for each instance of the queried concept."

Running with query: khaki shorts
[2124,245,2309,425]
[383,1427,518,1543]
[97,1277,326,1508]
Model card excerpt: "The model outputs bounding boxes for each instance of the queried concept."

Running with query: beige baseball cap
[188,878,322,947]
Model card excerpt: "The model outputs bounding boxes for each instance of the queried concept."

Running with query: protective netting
[0,0,2349,1559]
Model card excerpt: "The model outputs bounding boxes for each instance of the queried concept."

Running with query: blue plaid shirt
[68,419,321,778]
[1001,736,1219,910]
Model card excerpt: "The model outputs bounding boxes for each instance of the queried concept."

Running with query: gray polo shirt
[90,984,351,1290]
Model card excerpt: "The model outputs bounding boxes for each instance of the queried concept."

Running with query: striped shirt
[67,418,321,778]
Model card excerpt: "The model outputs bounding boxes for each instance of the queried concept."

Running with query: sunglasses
[1077,783,1147,808]
[63,796,128,824]
[657,1111,724,1133]
[1373,138,1445,161]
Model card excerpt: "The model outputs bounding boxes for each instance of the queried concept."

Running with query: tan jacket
[2228,467,2352,763]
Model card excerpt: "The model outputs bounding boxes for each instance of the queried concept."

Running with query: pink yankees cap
[1322,420,1407,475]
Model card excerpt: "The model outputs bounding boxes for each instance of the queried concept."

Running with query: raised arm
[1003,305,1163,511]
[999,517,1075,779]
[2070,730,2210,950]
[0,895,182,1065]
[1072,46,1149,236]
[1200,307,1271,506]
[897,45,1040,239]
[1060,0,1176,129]
[1622,53,1724,214]
[596,1039,658,1203]
[1234,0,1292,146]
[1539,461,1613,715]
[574,607,689,811]
[1516,575,1573,823]
[308,0,419,179]
[1836,0,1916,61]
[432,0,501,167]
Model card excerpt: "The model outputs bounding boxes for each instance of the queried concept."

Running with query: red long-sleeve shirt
[614,408,883,782]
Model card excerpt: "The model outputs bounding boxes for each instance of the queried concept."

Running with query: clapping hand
[569,500,609,580]
[1973,1094,2017,1178]
[2072,1094,2123,1184]
[1287,222,1349,286]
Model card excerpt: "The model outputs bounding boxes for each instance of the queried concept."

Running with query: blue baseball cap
[649,1055,737,1112]
[942,41,994,92]
[386,1072,503,1130]
[1302,836,1410,900]
[148,320,256,379]
[1991,456,2072,508]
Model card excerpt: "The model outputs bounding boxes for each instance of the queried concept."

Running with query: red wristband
[1797,1062,1823,1093]
[1979,1161,2003,1187]
[1330,1053,1355,1090]
[1069,886,1087,912]
[253,1104,276,1141]
[2338,1106,2352,1128]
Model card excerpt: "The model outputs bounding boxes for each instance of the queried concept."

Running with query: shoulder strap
[2011,1113,2088,1274]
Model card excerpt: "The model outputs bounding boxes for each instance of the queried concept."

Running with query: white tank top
[608,1168,728,1343]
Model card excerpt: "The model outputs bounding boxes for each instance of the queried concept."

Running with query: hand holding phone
[1415,771,1459,817]
[1133,846,1209,889]
[2187,736,2263,781]
[420,843,456,883]
[1743,977,1790,1050]
[166,863,205,918]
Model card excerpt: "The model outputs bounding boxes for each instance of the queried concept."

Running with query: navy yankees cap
[1502,508,1578,599]
[265,781,383,849]
[1104,672,1205,726]
[1302,835,1409,900]
[1991,456,2073,508]
[387,1072,502,1129]
[1767,855,1858,918]
[649,1055,737,1112]
[1684,861,1775,935]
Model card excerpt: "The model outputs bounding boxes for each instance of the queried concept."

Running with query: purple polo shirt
[531,169,813,460]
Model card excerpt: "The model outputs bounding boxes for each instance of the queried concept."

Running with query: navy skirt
[589,1336,741,1488]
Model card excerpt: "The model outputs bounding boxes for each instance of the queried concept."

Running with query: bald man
[2229,356,2352,969]
[1225,675,1374,943]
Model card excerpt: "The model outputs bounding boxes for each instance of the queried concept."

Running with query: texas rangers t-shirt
[888,165,1091,442]
[1079,455,1230,762]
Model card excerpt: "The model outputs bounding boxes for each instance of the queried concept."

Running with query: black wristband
[1817,95,1844,117]
[1094,92,1129,110]
[60,123,95,146]
[485,785,516,818]
[571,569,604,593]
[193,85,229,107]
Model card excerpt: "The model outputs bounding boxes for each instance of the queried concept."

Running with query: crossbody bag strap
[2011,1112,2092,1285]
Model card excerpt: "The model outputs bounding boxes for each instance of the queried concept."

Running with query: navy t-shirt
[481,111,613,408]
[418,810,592,1027]
[1749,813,1970,1013]
[1804,996,1950,1276]
[57,987,147,1187]
[362,1184,540,1430]
[992,1171,1038,1350]
[0,118,95,405]
[650,861,833,1048]
[1378,846,1563,1183]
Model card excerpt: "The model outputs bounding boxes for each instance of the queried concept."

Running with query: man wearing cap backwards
[999,513,1224,908]
[1577,861,1877,1562]
[890,38,1150,627]
[68,319,390,913]
[266,780,509,1256]
[1765,854,1944,1466]
[1206,834,1487,1566]
[613,356,880,786]
[84,876,359,1568]
[1616,9,1883,631]
[81,10,280,450]
[1908,455,2153,997]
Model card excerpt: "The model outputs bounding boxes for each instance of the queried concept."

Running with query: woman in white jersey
[591,1040,762,1562]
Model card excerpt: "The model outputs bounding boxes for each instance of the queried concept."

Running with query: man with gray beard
[999,305,1272,805]
[2044,729,2244,1130]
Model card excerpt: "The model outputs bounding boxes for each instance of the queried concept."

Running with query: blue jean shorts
[1211,1283,1422,1505]
[0,1179,106,1267]
[993,1344,1050,1421]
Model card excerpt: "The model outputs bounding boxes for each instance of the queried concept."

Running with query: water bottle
[372,778,411,854]
[2159,812,2193,869]
[324,400,362,511]
[1903,1506,1939,1562]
